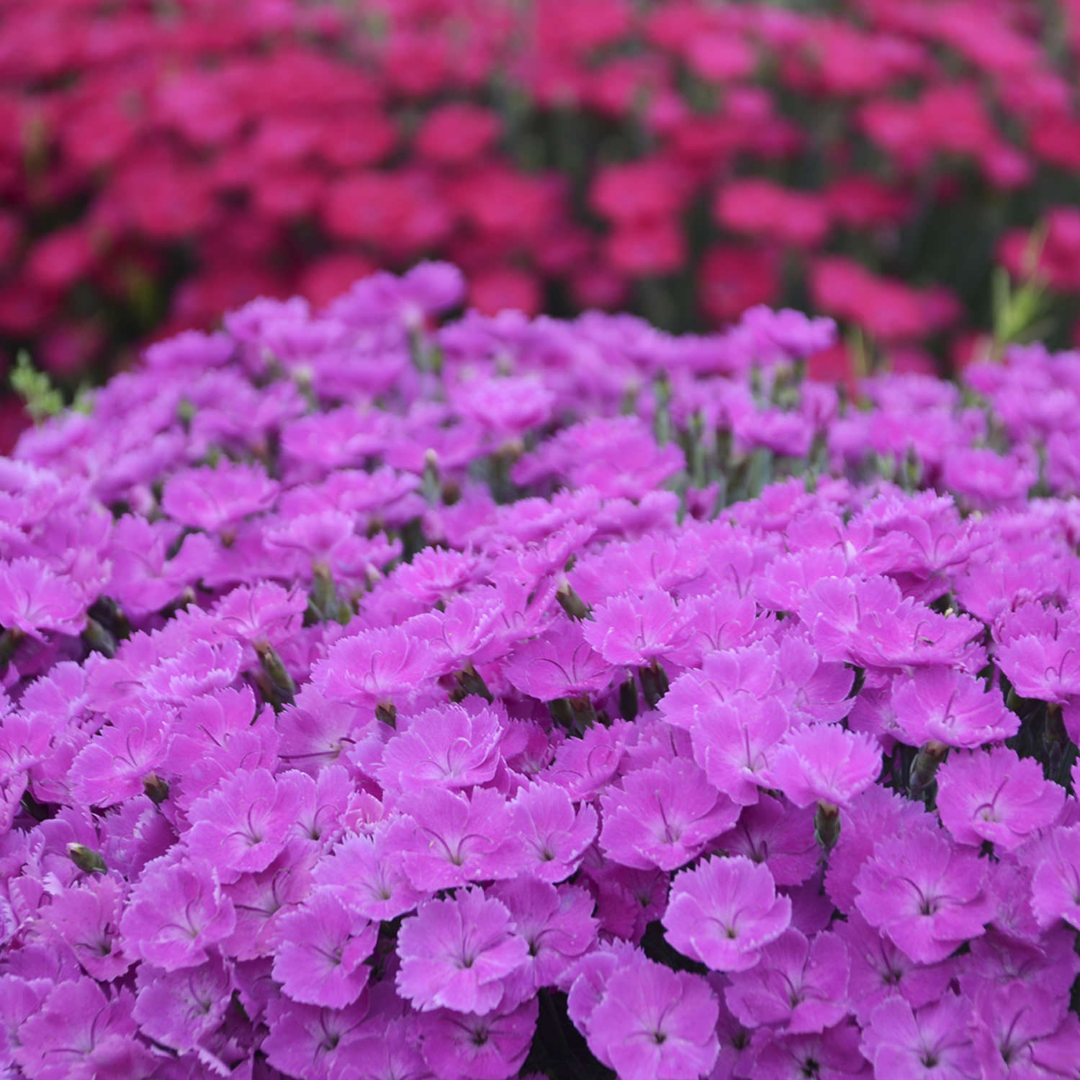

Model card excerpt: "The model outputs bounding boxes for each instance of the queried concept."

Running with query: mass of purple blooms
[4,261,1080,1080]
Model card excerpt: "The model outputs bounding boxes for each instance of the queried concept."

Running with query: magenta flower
[118,856,236,970]
[0,557,85,639]
[724,928,850,1034]
[186,767,307,882]
[600,756,740,871]
[161,459,279,533]
[936,747,1065,851]
[261,996,371,1080]
[377,701,504,792]
[583,955,719,1080]
[583,587,689,666]
[389,786,525,891]
[314,625,438,714]
[855,822,994,963]
[835,913,954,1027]
[747,1022,868,1080]
[862,993,979,1080]
[502,619,616,701]
[487,878,597,1006]
[132,955,233,1054]
[717,794,819,887]
[273,887,378,1008]
[996,624,1080,704]
[663,855,791,972]
[766,724,882,807]
[1030,823,1080,930]
[508,780,598,883]
[415,997,538,1080]
[396,887,528,1014]
[890,668,1019,748]
[313,830,425,922]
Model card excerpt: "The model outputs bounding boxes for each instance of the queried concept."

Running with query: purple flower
[387,786,525,890]
[0,557,85,639]
[396,887,528,1014]
[508,780,598,883]
[583,588,689,666]
[889,669,1019,748]
[415,997,538,1080]
[936,747,1065,851]
[132,955,233,1054]
[724,928,850,1034]
[185,767,307,882]
[861,993,979,1080]
[583,954,719,1080]
[716,794,819,887]
[377,702,504,792]
[273,887,378,1008]
[663,855,791,972]
[1030,823,1080,930]
[766,724,881,808]
[262,996,371,1080]
[854,822,994,963]
[502,619,616,701]
[600,756,740,871]
[161,460,279,533]
[36,876,130,982]
[313,831,425,922]
[14,977,152,1080]
[119,855,236,970]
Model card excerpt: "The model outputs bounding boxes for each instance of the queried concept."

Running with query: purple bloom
[0,557,85,639]
[889,669,1019,748]
[717,794,819,887]
[663,855,791,972]
[119,856,236,970]
[502,619,616,701]
[583,588,689,666]
[396,887,528,1014]
[273,886,378,1008]
[583,954,719,1080]
[724,928,850,1034]
[936,747,1065,851]
[766,724,881,808]
[388,786,525,891]
[508,780,599,883]
[600,756,740,871]
[415,997,538,1080]
[377,701,504,792]
[313,830,425,922]
[161,460,279,533]
[262,996,371,1080]
[186,767,307,882]
[854,822,994,963]
[36,876,130,982]
[1030,823,1080,930]
[132,955,234,1054]
[861,993,979,1080]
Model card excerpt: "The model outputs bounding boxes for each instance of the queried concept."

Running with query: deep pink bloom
[862,993,979,1080]
[855,822,994,962]
[663,855,792,972]
[724,928,850,1034]
[600,756,740,871]
[273,887,378,1008]
[1031,823,1080,930]
[936,747,1065,850]
[509,780,599,883]
[415,998,538,1080]
[889,669,1019,748]
[0,557,85,639]
[161,460,279,532]
[584,954,719,1080]
[766,724,881,807]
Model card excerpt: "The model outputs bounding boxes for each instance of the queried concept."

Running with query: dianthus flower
[766,724,881,807]
[936,747,1065,851]
[599,756,740,871]
[415,998,538,1080]
[0,556,85,639]
[508,780,599,883]
[583,954,720,1080]
[724,928,850,1034]
[890,668,1019,748]
[1030,823,1080,930]
[663,855,791,972]
[854,822,994,963]
[161,460,279,533]
[861,993,979,1080]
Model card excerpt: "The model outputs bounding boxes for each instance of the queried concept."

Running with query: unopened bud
[142,772,170,805]
[68,843,107,875]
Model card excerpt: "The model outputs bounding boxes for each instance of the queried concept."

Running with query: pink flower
[509,780,599,883]
[502,619,616,701]
[396,887,528,1015]
[890,668,1019,748]
[855,822,994,963]
[583,587,689,666]
[600,756,740,871]
[663,855,792,972]
[724,928,850,1034]
[583,954,719,1080]
[415,998,538,1080]
[273,887,378,1008]
[1031,823,1080,930]
[936,747,1065,850]
[0,557,85,639]
[766,724,882,807]
[161,460,279,533]
[861,993,979,1080]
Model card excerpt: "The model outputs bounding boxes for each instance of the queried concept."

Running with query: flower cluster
[3,263,1080,1079]
[4,0,1080,444]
